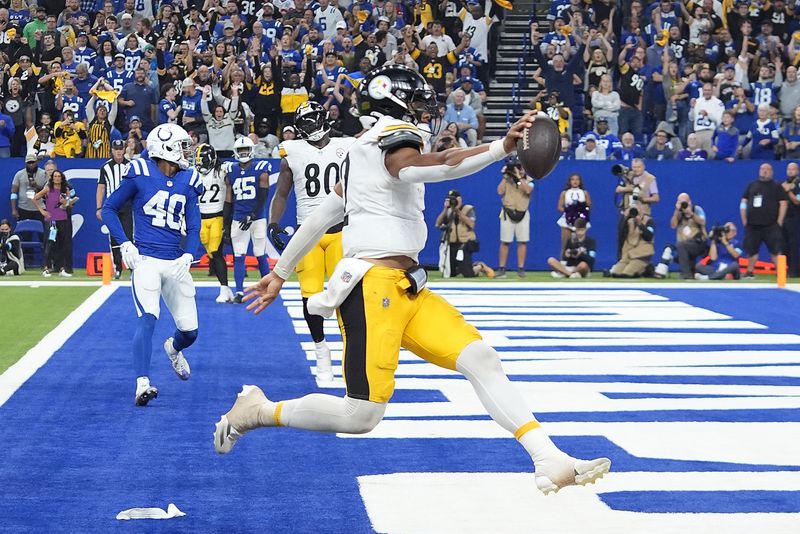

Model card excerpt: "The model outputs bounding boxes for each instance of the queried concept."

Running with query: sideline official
[96,140,132,278]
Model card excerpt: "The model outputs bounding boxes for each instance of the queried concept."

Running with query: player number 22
[143,191,186,230]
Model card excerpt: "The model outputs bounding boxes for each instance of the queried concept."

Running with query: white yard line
[0,285,117,408]
[0,280,796,289]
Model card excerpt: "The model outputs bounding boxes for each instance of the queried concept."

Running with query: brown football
[515,112,561,180]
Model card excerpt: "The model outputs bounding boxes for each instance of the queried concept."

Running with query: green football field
[0,286,97,374]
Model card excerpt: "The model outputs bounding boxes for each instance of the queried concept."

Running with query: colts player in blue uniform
[225,137,272,303]
[102,123,203,406]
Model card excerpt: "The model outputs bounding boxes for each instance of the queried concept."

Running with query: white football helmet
[146,124,193,169]
[234,136,255,163]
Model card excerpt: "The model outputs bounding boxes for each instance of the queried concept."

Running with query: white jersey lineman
[279,137,357,225]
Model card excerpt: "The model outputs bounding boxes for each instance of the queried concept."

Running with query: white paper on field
[116,503,185,520]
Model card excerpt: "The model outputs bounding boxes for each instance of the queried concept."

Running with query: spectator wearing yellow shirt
[52,110,87,158]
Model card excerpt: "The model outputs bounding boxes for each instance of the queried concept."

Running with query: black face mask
[0,231,9,241]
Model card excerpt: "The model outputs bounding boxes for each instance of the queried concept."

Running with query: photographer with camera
[10,154,48,222]
[608,206,656,278]
[436,189,478,278]
[497,160,533,278]
[613,158,659,258]
[695,223,743,280]
[663,193,708,279]
[548,218,596,279]
[0,219,24,276]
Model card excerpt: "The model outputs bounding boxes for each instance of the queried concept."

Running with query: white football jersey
[340,115,431,262]
[279,137,357,225]
[198,167,227,215]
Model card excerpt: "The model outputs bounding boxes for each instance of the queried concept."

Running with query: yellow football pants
[336,266,482,403]
[200,216,224,255]
[296,232,343,298]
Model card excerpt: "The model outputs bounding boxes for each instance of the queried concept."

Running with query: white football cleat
[135,382,159,406]
[214,385,271,454]
[535,455,611,495]
[315,341,334,382]
[216,286,234,303]
[164,338,191,380]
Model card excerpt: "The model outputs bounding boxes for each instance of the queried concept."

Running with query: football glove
[239,214,255,231]
[268,223,288,251]
[171,253,194,282]
[120,241,141,270]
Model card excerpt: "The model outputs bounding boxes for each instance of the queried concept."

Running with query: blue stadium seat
[15,220,45,269]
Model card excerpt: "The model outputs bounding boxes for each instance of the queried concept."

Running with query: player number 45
[143,191,186,230]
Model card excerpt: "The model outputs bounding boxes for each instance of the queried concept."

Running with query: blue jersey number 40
[143,191,186,230]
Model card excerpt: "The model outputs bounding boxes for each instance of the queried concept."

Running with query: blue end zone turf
[1,286,799,531]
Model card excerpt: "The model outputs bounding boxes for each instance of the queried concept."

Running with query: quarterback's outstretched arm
[386,111,536,182]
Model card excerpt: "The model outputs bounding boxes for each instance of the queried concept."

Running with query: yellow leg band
[274,401,284,427]
[514,420,541,440]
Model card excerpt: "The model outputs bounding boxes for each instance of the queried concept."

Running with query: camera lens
[680,201,689,210]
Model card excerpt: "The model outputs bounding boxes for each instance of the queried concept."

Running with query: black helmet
[294,101,330,142]
[195,143,217,174]
[358,65,440,127]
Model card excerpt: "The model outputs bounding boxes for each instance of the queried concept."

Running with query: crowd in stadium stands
[531,0,800,161]
[0,0,509,160]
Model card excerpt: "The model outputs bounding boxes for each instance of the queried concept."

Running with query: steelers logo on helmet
[367,75,393,100]
[360,66,441,131]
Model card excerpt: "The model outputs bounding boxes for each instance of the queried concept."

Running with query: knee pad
[345,397,386,434]
[456,340,504,377]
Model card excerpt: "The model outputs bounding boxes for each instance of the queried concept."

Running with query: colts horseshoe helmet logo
[157,127,173,142]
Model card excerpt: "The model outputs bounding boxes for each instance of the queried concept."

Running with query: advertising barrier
[0,158,786,270]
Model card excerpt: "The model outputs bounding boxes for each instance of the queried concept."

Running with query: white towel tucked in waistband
[307,258,374,318]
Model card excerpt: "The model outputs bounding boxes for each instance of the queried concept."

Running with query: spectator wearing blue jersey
[180,78,205,139]
[750,63,782,107]
[675,133,708,160]
[783,106,800,160]
[725,85,755,133]
[118,65,157,133]
[158,85,180,125]
[444,89,479,147]
[744,103,780,160]
[611,132,646,161]
[105,53,134,91]
[55,79,87,122]
[711,110,740,162]
[584,118,622,153]
[0,109,15,158]
[72,63,97,103]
